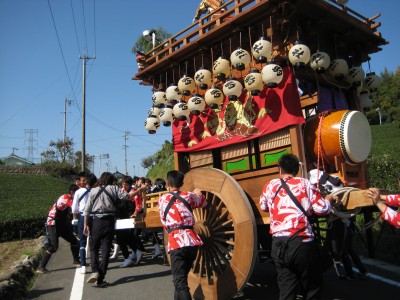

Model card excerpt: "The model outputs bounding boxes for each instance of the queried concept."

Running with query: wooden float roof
[133,0,387,87]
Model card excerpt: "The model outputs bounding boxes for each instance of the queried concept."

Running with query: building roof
[1,153,35,166]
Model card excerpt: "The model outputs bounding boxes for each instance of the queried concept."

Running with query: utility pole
[62,98,72,162]
[80,54,96,172]
[123,131,130,175]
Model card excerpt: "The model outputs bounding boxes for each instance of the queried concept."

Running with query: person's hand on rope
[325,193,341,207]
[368,188,387,214]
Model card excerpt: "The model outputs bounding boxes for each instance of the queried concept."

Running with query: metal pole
[80,54,95,172]
[81,55,87,172]
[63,99,72,162]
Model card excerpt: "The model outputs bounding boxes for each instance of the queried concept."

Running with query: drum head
[341,111,371,164]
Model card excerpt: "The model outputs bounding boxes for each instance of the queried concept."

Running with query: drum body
[303,110,372,166]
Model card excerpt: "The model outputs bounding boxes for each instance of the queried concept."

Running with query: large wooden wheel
[182,168,257,300]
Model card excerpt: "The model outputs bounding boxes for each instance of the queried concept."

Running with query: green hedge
[0,174,69,242]
[367,123,400,190]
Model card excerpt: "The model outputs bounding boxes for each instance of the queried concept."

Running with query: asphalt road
[27,239,400,300]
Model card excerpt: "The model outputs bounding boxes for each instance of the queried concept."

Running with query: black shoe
[94,280,109,287]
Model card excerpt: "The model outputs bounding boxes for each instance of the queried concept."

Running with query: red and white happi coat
[46,194,73,226]
[382,194,400,228]
[158,191,207,252]
[260,177,332,241]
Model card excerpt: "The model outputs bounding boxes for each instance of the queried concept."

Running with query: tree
[41,137,74,164]
[371,66,400,123]
[131,27,172,54]
[74,151,94,173]
[40,138,93,172]
[141,155,155,170]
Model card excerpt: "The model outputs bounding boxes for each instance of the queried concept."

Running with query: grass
[0,239,40,275]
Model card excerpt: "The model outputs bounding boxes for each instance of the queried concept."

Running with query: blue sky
[0,0,398,177]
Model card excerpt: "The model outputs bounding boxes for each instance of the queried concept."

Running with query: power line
[81,0,89,55]
[69,0,81,56]
[93,0,97,56]
[47,0,79,106]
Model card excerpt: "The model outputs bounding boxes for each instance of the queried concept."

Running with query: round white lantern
[152,90,167,108]
[144,115,160,134]
[328,58,349,80]
[148,106,161,117]
[244,69,264,96]
[178,75,196,96]
[310,51,331,73]
[261,62,284,88]
[230,48,251,71]
[359,91,372,110]
[188,94,206,115]
[364,72,382,91]
[165,84,182,105]
[252,38,273,63]
[288,42,311,69]
[194,67,213,90]
[213,57,231,81]
[223,78,243,101]
[159,103,174,126]
[173,100,191,121]
[205,86,224,109]
[347,66,365,86]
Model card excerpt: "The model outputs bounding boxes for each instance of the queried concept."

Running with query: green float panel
[260,148,291,167]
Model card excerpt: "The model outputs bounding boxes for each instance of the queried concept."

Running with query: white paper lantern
[144,115,160,134]
[328,58,349,80]
[188,94,206,115]
[359,91,372,110]
[194,67,213,90]
[347,66,365,85]
[261,63,284,88]
[364,72,382,91]
[165,84,182,104]
[288,42,311,69]
[173,100,191,120]
[310,51,331,73]
[252,38,273,63]
[152,90,167,108]
[244,69,264,96]
[230,48,251,71]
[159,104,174,126]
[223,78,243,101]
[148,106,161,117]
[178,75,196,96]
[213,57,231,81]
[205,86,224,109]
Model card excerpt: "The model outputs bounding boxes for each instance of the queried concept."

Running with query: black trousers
[170,246,198,300]
[115,228,137,259]
[272,238,322,300]
[40,224,79,268]
[90,216,115,282]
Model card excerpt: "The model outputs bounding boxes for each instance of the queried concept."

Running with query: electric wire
[81,0,89,55]
[93,0,97,56]
[69,0,81,56]
[47,0,79,107]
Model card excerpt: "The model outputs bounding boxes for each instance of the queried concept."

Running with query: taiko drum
[303,110,372,166]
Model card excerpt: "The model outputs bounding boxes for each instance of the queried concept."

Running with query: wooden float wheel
[181,168,257,300]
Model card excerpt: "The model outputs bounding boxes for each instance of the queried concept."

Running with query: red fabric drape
[172,67,305,152]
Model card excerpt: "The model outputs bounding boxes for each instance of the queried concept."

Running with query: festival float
[132,0,388,298]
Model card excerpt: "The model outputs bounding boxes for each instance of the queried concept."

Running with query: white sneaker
[80,266,86,274]
[129,252,137,261]
[135,250,143,265]
[110,244,119,259]
[118,257,133,268]
[152,244,162,259]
